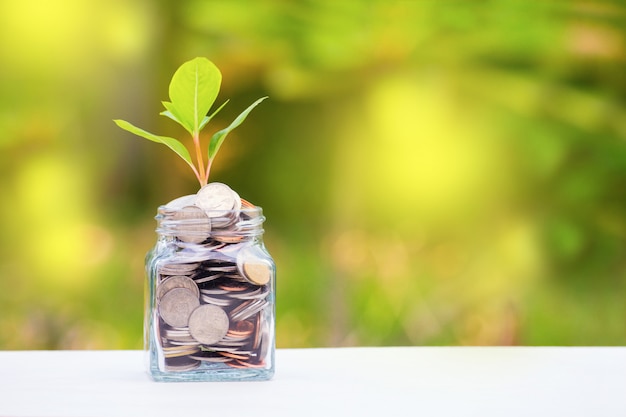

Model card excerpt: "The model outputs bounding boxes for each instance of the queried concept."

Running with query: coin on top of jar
[194,182,241,217]
[171,205,211,243]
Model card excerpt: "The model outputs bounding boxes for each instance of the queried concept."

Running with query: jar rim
[157,204,263,216]
[155,204,265,241]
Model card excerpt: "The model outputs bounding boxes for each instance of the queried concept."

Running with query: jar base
[149,359,274,382]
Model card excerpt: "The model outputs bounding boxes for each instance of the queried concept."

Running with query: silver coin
[207,265,237,273]
[171,205,211,243]
[158,262,199,276]
[233,299,268,322]
[165,337,199,346]
[163,194,197,210]
[199,288,229,296]
[158,288,200,328]
[162,327,195,336]
[157,275,200,300]
[229,299,253,317]
[160,277,199,298]
[199,294,233,307]
[188,304,230,345]
[230,287,269,300]
[162,345,200,358]
[195,182,240,218]
[162,328,197,344]
[218,339,249,347]
[210,213,240,230]
[193,274,224,284]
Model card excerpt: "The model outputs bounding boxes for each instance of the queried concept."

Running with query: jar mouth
[155,205,265,243]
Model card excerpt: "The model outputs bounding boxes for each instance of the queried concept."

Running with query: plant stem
[187,162,202,184]
[193,131,207,186]
[204,158,212,184]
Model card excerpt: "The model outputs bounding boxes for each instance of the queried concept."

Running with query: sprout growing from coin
[114,57,267,186]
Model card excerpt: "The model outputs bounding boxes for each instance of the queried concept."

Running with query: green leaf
[159,102,184,125]
[199,100,229,131]
[168,57,221,135]
[113,119,194,167]
[208,97,267,160]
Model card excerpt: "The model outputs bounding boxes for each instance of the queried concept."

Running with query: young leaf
[160,101,184,126]
[113,119,194,167]
[168,57,221,135]
[208,97,268,160]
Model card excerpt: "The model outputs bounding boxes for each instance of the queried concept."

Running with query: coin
[171,205,211,243]
[162,327,198,344]
[188,304,230,345]
[214,233,245,244]
[193,274,224,284]
[236,245,273,286]
[162,194,197,212]
[159,262,199,276]
[152,188,275,371]
[219,351,249,360]
[164,355,201,371]
[158,288,200,328]
[157,275,200,300]
[199,294,233,307]
[240,198,255,209]
[162,345,200,358]
[230,298,268,322]
[194,182,240,217]
[242,261,272,286]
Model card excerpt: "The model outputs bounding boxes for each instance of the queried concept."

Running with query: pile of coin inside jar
[153,182,274,372]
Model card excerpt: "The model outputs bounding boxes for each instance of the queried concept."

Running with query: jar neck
[155,205,265,245]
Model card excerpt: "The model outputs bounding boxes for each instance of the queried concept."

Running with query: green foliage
[112,119,193,168]
[161,58,221,135]
[208,97,267,160]
[114,57,266,186]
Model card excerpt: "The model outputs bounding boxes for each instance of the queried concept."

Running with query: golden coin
[236,245,274,286]
[242,262,271,286]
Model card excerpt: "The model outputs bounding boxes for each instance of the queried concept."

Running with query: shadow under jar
[145,202,276,381]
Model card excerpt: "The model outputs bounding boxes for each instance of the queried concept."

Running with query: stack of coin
[153,183,274,372]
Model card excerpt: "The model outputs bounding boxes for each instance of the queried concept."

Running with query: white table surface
[0,347,624,417]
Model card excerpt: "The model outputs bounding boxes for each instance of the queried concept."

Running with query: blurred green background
[0,0,624,349]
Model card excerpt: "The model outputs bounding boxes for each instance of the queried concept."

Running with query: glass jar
[144,200,275,381]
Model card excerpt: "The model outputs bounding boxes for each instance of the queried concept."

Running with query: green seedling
[114,57,267,186]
